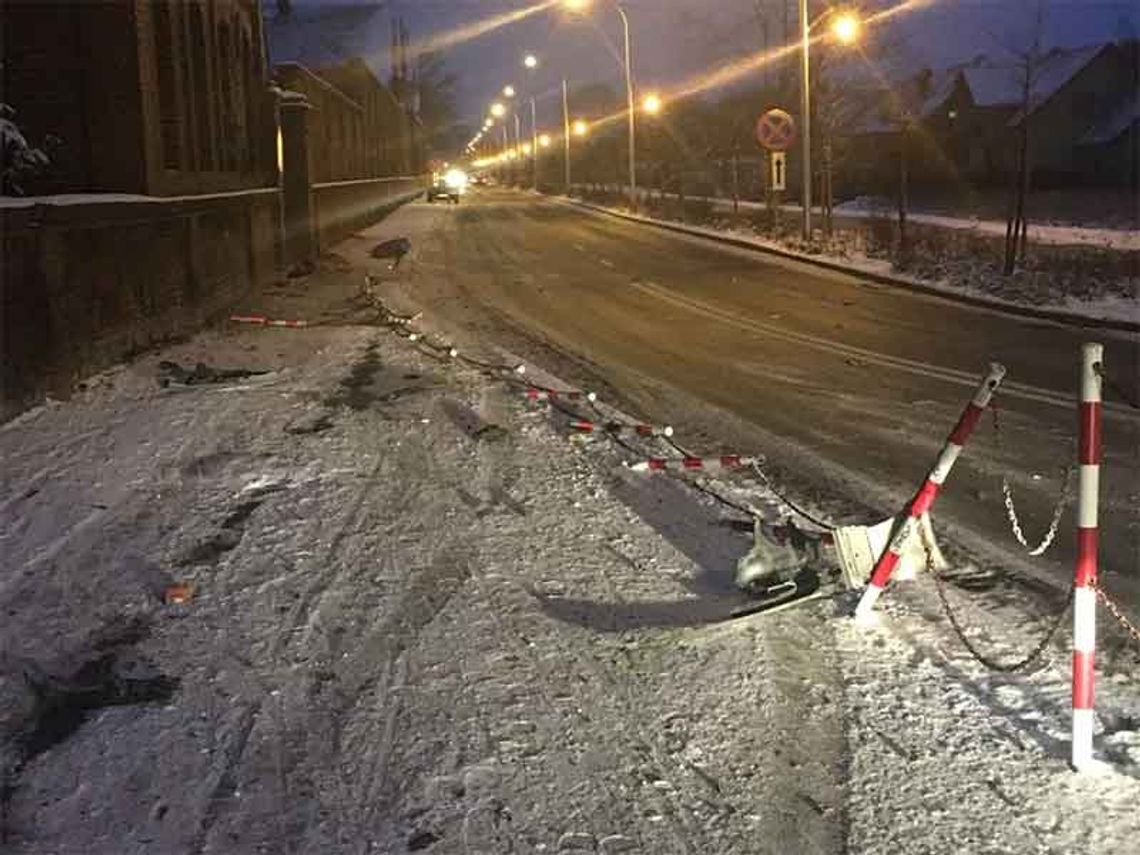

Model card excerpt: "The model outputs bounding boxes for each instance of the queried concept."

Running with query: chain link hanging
[991,398,1075,557]
[1094,584,1140,647]
[922,524,1073,673]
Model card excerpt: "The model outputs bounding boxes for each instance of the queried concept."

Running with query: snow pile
[1,104,50,197]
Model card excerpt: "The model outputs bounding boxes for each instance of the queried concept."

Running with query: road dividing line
[629,280,1136,421]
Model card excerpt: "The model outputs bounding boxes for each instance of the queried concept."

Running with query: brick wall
[0,190,280,418]
[311,177,424,251]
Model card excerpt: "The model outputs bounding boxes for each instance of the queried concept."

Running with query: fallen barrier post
[854,362,1006,621]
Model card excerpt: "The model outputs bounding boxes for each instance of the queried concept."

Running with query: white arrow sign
[770,151,787,192]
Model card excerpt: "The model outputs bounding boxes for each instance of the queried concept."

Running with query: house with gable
[844,40,1138,194]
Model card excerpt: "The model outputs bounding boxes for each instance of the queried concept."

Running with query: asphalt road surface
[403,188,1139,607]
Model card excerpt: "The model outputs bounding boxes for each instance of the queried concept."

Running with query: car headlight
[443,169,468,190]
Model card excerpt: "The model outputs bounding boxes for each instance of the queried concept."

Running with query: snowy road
[383,189,1140,608]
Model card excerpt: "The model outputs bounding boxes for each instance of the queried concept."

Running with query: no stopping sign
[757,108,796,151]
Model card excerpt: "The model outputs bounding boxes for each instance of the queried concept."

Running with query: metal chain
[1000,470,1073,555]
[991,398,1075,557]
[1094,583,1140,647]
[922,524,1073,672]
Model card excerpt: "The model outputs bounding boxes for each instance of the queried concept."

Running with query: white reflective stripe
[930,443,963,485]
[1071,709,1095,770]
[1078,465,1100,528]
[1080,343,1103,404]
[1073,587,1097,652]
[854,585,883,621]
[972,363,1007,407]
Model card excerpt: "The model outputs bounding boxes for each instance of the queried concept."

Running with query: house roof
[1080,92,1140,145]
[264,2,391,81]
[959,43,1105,118]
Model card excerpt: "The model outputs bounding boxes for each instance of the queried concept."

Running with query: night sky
[290,1,1137,133]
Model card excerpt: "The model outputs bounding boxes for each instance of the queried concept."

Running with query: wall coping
[275,62,363,113]
[0,187,279,210]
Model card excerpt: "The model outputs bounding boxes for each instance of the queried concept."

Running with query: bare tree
[1001,0,1048,276]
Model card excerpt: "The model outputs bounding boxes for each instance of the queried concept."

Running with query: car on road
[427,168,467,204]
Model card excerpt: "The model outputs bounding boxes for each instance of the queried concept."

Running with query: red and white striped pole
[570,419,674,438]
[629,455,760,473]
[1072,342,1102,771]
[854,362,1006,621]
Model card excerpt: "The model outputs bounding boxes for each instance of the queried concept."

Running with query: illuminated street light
[572,119,588,137]
[562,0,637,207]
[491,102,506,118]
[521,142,532,155]
[831,12,861,45]
[642,93,662,115]
[503,85,516,98]
[539,133,552,148]
[523,53,539,69]
[798,2,862,240]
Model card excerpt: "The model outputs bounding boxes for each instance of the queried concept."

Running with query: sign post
[770,151,787,192]
[756,108,796,231]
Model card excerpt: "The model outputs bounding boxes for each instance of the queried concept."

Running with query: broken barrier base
[834,514,947,590]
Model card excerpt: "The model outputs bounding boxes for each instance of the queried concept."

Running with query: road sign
[756,108,796,151]
[770,151,787,192]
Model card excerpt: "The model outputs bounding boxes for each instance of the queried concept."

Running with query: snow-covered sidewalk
[1,200,1137,854]
[603,188,1140,252]
[564,196,1139,329]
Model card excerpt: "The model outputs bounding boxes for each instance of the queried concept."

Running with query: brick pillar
[279,91,315,270]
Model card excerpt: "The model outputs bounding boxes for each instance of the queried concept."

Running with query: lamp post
[565,0,637,207]
[799,0,812,242]
[562,78,571,194]
[523,53,540,190]
[798,4,861,241]
[530,97,539,188]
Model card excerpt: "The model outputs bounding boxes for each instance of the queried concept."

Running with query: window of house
[151,0,181,169]
[219,22,235,171]
[188,5,213,171]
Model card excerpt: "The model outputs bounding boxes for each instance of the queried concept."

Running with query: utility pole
[617,5,636,208]
[531,97,539,190]
[562,78,571,194]
[798,0,812,241]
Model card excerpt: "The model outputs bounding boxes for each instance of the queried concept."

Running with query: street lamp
[523,53,539,69]
[831,12,861,45]
[642,93,661,115]
[798,3,862,241]
[503,85,516,98]
[539,134,552,147]
[490,102,506,118]
[572,119,588,136]
[564,0,637,208]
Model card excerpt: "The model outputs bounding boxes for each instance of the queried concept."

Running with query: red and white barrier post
[854,362,1007,621]
[629,455,760,473]
[1072,342,1102,771]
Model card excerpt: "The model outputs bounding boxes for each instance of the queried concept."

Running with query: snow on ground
[1,200,1137,854]
[616,190,1140,251]
[568,197,1139,327]
[831,197,1140,252]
